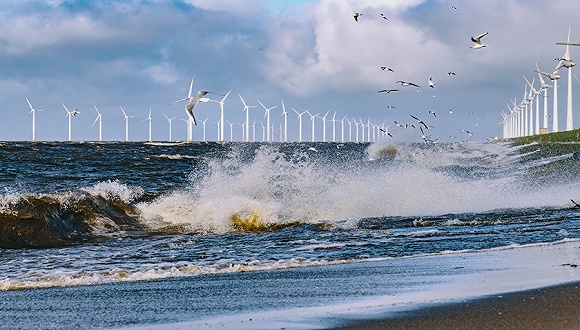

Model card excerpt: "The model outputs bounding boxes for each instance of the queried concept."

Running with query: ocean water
[1,140,580,327]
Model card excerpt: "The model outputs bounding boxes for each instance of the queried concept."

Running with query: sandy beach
[2,241,580,330]
[335,281,580,330]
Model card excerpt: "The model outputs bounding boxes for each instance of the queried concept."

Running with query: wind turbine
[144,108,152,142]
[535,66,561,132]
[238,94,256,142]
[226,120,234,142]
[535,62,551,131]
[330,111,337,142]
[164,114,176,141]
[555,26,577,131]
[257,100,277,142]
[306,110,319,142]
[93,105,103,142]
[293,108,307,142]
[281,100,288,142]
[524,77,541,135]
[120,107,134,142]
[200,117,209,142]
[62,102,80,142]
[25,97,43,141]
[352,118,359,143]
[209,88,232,142]
[320,110,330,142]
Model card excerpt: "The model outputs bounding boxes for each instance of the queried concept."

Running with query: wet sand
[334,280,580,329]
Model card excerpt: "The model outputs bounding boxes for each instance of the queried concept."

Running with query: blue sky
[1,0,579,142]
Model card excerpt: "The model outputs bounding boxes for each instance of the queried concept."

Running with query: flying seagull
[378,89,399,93]
[381,67,394,72]
[452,6,457,10]
[353,13,362,22]
[397,80,421,88]
[448,71,456,75]
[386,105,396,109]
[429,110,436,117]
[410,114,429,130]
[380,14,388,20]
[470,32,488,49]
[428,77,435,88]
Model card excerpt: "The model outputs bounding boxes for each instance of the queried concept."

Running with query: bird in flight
[386,105,396,109]
[429,110,436,117]
[380,14,388,20]
[428,77,435,88]
[452,6,457,10]
[397,81,421,88]
[381,67,394,72]
[448,71,456,76]
[470,32,488,49]
[378,89,399,93]
[354,13,362,22]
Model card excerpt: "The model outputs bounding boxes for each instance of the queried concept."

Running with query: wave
[0,181,145,248]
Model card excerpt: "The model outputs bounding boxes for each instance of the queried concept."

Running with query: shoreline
[2,241,580,330]
[334,280,580,330]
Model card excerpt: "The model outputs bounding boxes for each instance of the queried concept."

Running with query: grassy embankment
[505,129,580,184]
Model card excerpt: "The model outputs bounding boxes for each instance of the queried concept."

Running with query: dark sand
[334,281,580,330]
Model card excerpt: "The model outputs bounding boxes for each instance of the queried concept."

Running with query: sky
[1,0,579,142]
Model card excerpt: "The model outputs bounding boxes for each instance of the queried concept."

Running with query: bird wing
[473,32,488,42]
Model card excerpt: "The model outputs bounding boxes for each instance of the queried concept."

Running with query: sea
[1,140,580,329]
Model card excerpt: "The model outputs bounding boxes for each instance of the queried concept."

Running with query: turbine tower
[535,62,551,131]
[258,100,277,142]
[293,108,307,142]
[120,107,133,142]
[535,66,561,132]
[209,89,232,142]
[25,97,43,142]
[93,105,103,142]
[281,100,288,142]
[62,102,80,142]
[145,108,152,142]
[306,111,319,142]
[164,114,176,141]
[555,26,577,131]
[320,110,330,142]
[238,94,256,142]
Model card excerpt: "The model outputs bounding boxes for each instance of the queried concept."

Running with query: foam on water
[137,141,578,234]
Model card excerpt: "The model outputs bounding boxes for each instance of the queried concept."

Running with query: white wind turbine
[200,117,209,142]
[120,107,134,142]
[346,117,352,142]
[306,111,319,142]
[164,114,176,141]
[524,77,541,135]
[359,118,365,142]
[25,97,43,141]
[239,94,256,142]
[320,110,330,142]
[535,62,552,131]
[92,105,103,142]
[330,111,337,142]
[209,89,232,142]
[226,120,234,142]
[555,26,577,131]
[62,102,80,142]
[535,65,561,132]
[281,100,288,142]
[340,115,346,143]
[352,118,359,142]
[293,108,307,142]
[144,108,152,142]
[258,100,277,142]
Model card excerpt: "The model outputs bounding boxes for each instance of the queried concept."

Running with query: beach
[336,282,580,330]
[3,240,579,330]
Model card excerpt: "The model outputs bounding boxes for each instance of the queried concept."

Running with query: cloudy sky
[0,0,579,142]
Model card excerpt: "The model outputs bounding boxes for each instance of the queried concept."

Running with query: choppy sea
[1,140,580,328]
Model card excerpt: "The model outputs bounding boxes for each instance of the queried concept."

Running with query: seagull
[572,199,580,208]
[428,77,435,88]
[429,110,436,117]
[378,89,399,93]
[386,105,396,109]
[449,109,453,114]
[381,67,394,72]
[353,13,362,22]
[397,80,421,88]
[470,32,488,49]
[452,6,457,10]
[410,114,429,130]
[448,71,456,76]
[72,109,80,116]
[379,128,393,137]
[380,13,388,20]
